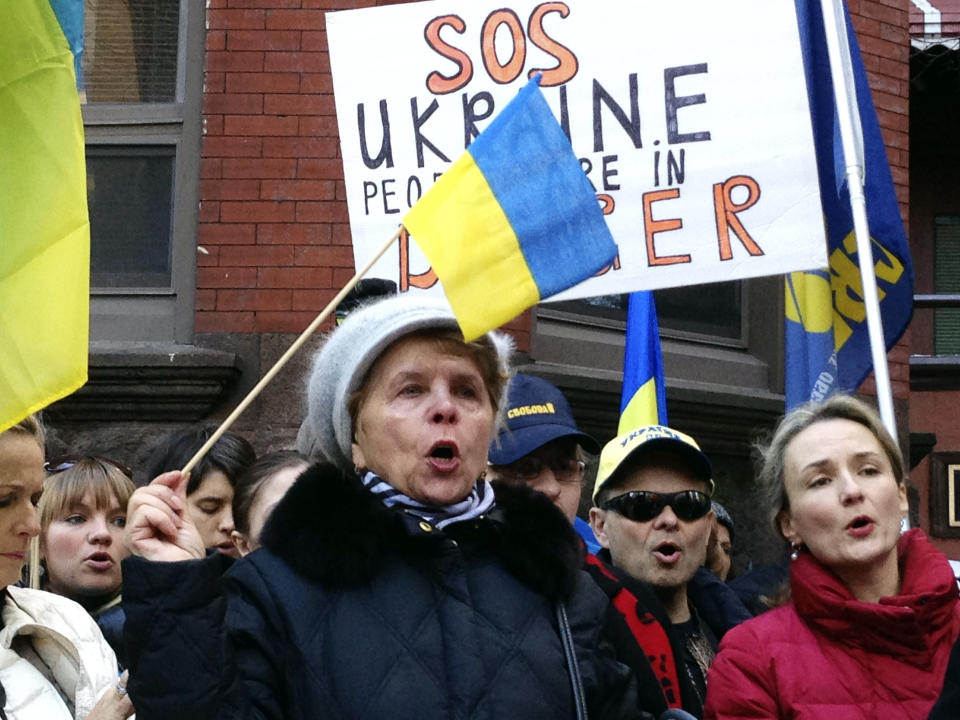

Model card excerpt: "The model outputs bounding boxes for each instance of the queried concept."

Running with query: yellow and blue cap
[593,424,714,501]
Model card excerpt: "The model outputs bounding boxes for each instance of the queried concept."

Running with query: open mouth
[653,541,681,562]
[427,442,460,472]
[431,444,455,460]
[846,516,875,536]
[85,552,114,570]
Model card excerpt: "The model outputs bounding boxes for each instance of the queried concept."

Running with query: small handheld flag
[619,291,668,432]
[403,76,618,341]
[0,0,90,433]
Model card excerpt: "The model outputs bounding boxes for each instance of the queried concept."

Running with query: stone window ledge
[910,355,960,391]
[46,342,240,422]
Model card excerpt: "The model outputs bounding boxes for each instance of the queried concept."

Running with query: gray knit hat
[297,294,512,472]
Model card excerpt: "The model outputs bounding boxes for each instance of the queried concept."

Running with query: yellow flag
[0,0,89,432]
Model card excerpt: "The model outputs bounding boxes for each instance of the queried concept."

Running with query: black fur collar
[260,463,581,602]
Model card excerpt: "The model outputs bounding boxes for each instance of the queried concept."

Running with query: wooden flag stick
[180,227,403,476]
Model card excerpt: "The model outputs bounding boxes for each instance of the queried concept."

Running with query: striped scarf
[360,471,495,529]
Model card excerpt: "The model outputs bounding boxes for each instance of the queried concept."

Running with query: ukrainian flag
[404,76,617,341]
[619,291,668,432]
[0,0,89,432]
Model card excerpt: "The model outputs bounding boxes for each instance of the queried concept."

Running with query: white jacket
[0,586,119,719]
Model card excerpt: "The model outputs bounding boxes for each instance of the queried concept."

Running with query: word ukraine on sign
[404,76,617,341]
[327,0,827,300]
[784,0,914,409]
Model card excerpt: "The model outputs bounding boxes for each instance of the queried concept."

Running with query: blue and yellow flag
[0,0,89,433]
[618,291,667,432]
[785,0,913,409]
[403,76,617,341]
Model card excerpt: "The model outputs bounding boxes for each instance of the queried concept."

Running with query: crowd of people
[2,293,960,719]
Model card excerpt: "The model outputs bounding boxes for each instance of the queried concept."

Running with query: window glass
[82,0,179,103]
[560,280,743,341]
[87,146,174,288]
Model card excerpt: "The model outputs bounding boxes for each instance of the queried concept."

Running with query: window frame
[530,274,784,401]
[82,0,203,345]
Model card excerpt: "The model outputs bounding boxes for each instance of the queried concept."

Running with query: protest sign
[326,0,827,300]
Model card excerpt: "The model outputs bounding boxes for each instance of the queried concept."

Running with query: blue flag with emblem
[784,0,914,410]
[618,291,668,431]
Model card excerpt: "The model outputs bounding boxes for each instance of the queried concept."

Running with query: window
[533,275,782,401]
[567,281,744,344]
[82,0,203,343]
[934,216,960,355]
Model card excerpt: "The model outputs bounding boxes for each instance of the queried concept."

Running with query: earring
[790,541,801,561]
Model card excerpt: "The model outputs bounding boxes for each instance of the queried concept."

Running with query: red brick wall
[196,1,361,337]
[849,0,911,400]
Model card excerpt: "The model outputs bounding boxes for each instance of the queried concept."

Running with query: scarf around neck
[360,470,496,529]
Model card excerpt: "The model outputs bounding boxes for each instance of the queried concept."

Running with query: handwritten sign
[326,0,827,300]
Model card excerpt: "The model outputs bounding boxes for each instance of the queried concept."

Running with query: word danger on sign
[327,0,827,300]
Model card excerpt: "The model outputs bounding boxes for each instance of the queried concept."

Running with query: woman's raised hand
[125,471,205,562]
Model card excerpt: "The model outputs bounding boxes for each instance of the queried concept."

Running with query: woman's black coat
[122,463,642,719]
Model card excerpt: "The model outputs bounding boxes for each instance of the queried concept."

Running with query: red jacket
[703,529,960,720]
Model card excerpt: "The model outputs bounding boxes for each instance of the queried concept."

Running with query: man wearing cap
[487,373,600,536]
[589,425,749,717]
[488,375,691,716]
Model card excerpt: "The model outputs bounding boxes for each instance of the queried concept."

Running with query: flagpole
[180,227,402,476]
[818,0,897,440]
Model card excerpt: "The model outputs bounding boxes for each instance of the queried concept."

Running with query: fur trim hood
[260,463,582,602]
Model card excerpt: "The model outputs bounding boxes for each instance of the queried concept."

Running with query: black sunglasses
[601,490,712,523]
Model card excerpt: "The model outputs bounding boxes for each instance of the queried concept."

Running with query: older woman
[703,395,960,719]
[121,296,640,720]
[0,418,133,719]
[31,456,136,667]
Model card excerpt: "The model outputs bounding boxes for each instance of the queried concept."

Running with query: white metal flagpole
[817,0,898,441]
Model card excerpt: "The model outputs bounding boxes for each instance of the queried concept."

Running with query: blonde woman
[704,395,960,719]
[32,457,136,667]
[0,417,132,719]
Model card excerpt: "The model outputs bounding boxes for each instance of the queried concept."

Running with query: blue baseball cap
[489,374,600,465]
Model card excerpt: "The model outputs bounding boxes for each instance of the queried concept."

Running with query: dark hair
[143,426,256,496]
[232,451,308,536]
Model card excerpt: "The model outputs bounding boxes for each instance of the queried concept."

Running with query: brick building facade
[51,0,960,569]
